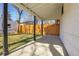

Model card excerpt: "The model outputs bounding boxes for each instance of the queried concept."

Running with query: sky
[0,3,34,22]
[0,3,3,17]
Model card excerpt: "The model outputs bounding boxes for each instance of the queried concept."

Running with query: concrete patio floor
[9,35,68,56]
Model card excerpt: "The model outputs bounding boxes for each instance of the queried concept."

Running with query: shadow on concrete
[36,35,68,56]
[9,35,68,56]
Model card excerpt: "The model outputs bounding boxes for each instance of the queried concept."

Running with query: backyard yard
[0,34,41,55]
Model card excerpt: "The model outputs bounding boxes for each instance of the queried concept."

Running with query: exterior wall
[0,18,18,34]
[8,20,18,34]
[60,4,79,55]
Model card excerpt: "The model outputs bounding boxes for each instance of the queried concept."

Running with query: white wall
[0,18,18,34]
[60,4,79,56]
[8,20,18,34]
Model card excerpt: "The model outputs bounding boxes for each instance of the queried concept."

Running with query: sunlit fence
[18,23,59,35]
[18,24,41,35]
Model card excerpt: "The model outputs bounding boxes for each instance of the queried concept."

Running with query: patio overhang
[13,3,63,20]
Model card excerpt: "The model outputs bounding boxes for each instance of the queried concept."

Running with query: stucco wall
[60,4,79,55]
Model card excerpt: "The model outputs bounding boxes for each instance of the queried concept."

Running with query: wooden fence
[18,24,60,35]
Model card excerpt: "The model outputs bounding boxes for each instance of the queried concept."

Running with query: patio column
[34,16,36,41]
[3,3,9,56]
[41,20,43,36]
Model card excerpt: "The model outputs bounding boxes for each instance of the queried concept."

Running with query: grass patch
[0,34,41,55]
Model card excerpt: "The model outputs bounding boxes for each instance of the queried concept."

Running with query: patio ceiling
[13,3,63,20]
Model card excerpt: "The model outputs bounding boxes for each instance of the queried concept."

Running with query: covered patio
[2,3,68,56]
